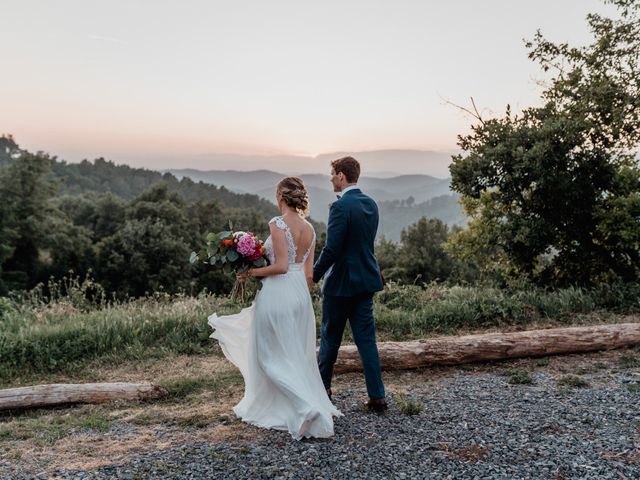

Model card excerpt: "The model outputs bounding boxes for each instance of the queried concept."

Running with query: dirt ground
[1,344,638,476]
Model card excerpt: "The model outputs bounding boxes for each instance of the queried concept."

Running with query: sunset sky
[1,0,616,173]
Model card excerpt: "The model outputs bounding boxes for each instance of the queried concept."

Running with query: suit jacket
[313,188,384,296]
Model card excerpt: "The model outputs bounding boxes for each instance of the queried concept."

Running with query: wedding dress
[208,216,342,440]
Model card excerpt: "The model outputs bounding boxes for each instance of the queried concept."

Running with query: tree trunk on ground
[0,383,168,411]
[333,322,640,373]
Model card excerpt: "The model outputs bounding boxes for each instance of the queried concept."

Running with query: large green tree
[55,193,127,241]
[0,135,22,292]
[376,218,477,285]
[96,184,194,297]
[398,218,455,284]
[449,0,640,286]
[0,153,57,291]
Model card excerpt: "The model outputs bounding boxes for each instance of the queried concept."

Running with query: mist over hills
[315,150,454,178]
[155,149,454,178]
[167,168,465,240]
[167,169,452,200]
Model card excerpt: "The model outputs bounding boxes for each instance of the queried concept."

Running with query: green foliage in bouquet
[190,221,268,274]
[190,222,269,301]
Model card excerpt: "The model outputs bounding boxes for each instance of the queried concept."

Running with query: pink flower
[236,233,257,257]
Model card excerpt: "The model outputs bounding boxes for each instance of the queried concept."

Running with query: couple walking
[208,156,386,440]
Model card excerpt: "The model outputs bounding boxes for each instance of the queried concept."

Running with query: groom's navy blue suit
[313,187,385,400]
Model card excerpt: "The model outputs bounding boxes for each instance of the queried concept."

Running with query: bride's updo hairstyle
[277,177,310,217]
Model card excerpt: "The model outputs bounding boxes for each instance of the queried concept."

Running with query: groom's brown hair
[331,156,360,183]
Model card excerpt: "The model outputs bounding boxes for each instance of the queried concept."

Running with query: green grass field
[1,281,639,386]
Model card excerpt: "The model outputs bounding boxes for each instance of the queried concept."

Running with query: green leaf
[253,258,267,267]
[189,252,199,264]
[222,262,233,275]
[226,250,239,262]
[218,231,232,240]
[209,256,218,265]
[228,220,234,231]
[205,232,216,243]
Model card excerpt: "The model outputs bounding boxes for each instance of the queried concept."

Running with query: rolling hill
[167,168,465,240]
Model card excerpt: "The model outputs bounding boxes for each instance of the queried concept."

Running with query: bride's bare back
[279,214,315,263]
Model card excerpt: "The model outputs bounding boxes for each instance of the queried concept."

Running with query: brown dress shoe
[364,398,388,413]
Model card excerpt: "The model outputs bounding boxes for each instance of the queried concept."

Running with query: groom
[313,156,387,412]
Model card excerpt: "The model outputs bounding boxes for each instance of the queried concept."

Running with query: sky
[0,0,617,173]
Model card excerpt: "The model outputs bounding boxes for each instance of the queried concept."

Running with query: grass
[573,361,609,374]
[0,411,112,444]
[1,281,639,383]
[0,354,246,452]
[394,393,423,416]
[174,414,213,429]
[618,354,640,369]
[557,375,590,388]
[0,293,229,385]
[534,357,550,367]
[505,369,534,385]
[625,384,640,393]
[159,371,243,401]
[129,411,216,429]
[372,282,640,341]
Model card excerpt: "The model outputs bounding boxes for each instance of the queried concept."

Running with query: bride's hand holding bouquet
[190,224,268,302]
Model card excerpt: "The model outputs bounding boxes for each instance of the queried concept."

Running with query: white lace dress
[208,216,342,440]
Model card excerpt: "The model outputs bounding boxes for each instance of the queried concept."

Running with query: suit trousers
[317,292,385,400]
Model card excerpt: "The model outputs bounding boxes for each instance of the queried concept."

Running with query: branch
[440,95,486,124]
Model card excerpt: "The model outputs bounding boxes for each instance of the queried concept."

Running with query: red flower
[248,249,263,261]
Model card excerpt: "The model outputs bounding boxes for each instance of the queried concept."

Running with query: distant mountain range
[166,168,466,240]
[153,149,455,178]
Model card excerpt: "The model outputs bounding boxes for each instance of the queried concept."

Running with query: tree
[0,135,292,297]
[55,193,127,241]
[0,134,20,166]
[449,0,640,286]
[96,218,193,297]
[0,153,57,291]
[0,135,21,294]
[400,218,457,284]
[0,181,16,296]
[375,236,401,281]
[39,218,95,283]
[96,184,194,297]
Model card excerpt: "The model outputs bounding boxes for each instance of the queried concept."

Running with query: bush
[0,293,228,383]
[0,296,15,320]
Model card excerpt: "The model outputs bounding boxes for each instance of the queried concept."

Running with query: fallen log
[333,322,640,373]
[0,382,168,411]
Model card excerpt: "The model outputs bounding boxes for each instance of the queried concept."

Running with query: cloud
[88,34,125,44]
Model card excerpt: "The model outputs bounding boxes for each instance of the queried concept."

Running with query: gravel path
[2,359,639,479]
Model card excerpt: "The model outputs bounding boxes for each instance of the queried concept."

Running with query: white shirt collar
[340,184,359,196]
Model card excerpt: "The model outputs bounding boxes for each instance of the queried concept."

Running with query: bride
[208,176,342,440]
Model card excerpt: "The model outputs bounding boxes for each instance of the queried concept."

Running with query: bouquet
[190,224,268,302]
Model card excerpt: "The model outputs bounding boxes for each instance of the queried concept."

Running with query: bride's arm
[247,223,289,278]
[304,239,315,290]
